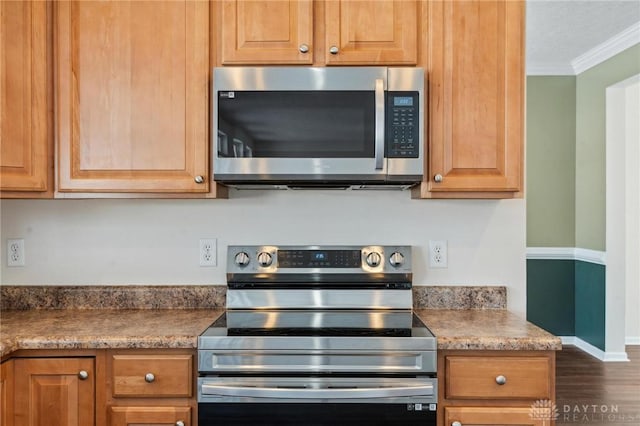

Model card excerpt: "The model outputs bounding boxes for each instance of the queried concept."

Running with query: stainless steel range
[198,245,437,426]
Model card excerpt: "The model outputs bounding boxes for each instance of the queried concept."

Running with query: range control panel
[278,249,361,268]
[386,92,419,158]
[227,245,412,275]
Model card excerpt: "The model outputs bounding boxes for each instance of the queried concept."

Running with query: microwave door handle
[374,78,385,170]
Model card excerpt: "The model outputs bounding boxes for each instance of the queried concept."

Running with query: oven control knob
[234,252,250,267]
[389,252,405,267]
[366,252,382,267]
[257,252,273,267]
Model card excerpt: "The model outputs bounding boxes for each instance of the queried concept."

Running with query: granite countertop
[0,308,224,358]
[415,309,562,351]
[0,285,561,358]
[1,308,560,358]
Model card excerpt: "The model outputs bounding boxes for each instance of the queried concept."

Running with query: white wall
[624,78,640,343]
[0,192,527,317]
[606,74,640,352]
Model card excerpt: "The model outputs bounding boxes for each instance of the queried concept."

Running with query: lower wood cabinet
[445,407,549,426]
[109,406,191,426]
[13,357,95,426]
[1,360,14,426]
[439,350,556,426]
[3,349,196,426]
[106,349,196,426]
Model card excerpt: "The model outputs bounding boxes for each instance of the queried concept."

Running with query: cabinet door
[445,407,549,426]
[0,0,50,194]
[425,0,524,195]
[13,358,95,426]
[324,0,417,65]
[220,0,313,64]
[55,1,209,193]
[109,407,191,426]
[1,360,14,426]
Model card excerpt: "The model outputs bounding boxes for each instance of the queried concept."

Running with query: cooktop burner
[202,310,434,338]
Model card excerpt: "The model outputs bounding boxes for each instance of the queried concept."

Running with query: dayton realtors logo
[560,404,640,423]
[530,399,560,421]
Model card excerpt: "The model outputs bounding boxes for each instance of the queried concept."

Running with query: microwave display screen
[393,97,413,107]
[217,91,375,159]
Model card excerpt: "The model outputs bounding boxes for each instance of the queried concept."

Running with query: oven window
[198,403,436,426]
[217,91,375,158]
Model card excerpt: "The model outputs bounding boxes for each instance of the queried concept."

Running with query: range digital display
[278,250,361,268]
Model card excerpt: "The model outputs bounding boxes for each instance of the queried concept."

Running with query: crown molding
[572,22,640,75]
[527,23,640,76]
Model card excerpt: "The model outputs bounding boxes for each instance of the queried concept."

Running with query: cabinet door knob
[452,422,462,426]
[434,174,443,183]
[299,44,309,53]
[495,375,507,385]
[329,46,339,54]
[194,175,205,184]
[78,370,89,380]
[176,422,185,426]
[145,373,155,383]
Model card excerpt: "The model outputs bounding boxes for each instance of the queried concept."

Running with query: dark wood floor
[556,345,640,425]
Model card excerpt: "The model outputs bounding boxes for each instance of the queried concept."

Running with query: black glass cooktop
[204,310,433,338]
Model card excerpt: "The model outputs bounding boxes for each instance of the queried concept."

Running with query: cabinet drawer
[445,356,551,399]
[112,355,193,398]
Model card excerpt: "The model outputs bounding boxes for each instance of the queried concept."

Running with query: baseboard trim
[560,336,629,362]
[526,247,606,265]
[626,336,640,345]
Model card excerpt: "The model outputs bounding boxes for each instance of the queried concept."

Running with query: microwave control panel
[386,92,419,158]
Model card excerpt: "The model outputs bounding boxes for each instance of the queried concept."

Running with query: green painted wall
[526,77,576,247]
[575,261,606,351]
[527,259,575,335]
[575,44,640,251]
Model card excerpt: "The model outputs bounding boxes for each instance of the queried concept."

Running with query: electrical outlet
[199,238,217,267]
[7,238,25,266]
[428,240,447,268]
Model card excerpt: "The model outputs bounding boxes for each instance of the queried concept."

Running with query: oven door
[198,377,437,426]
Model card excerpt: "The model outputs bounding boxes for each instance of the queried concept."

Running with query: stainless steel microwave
[212,67,424,189]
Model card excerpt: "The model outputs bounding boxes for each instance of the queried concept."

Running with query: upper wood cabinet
[324,0,417,65]
[414,0,524,198]
[55,1,211,193]
[220,0,313,64]
[0,1,51,197]
[218,0,417,66]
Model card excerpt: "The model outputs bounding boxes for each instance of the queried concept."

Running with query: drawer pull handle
[145,373,155,383]
[176,422,185,426]
[452,422,462,426]
[495,375,507,385]
[434,174,443,183]
[329,46,339,55]
[194,175,205,184]
[78,370,89,380]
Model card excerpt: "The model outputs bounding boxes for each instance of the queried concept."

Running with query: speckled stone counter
[0,308,224,359]
[1,285,559,358]
[415,309,562,351]
[0,285,226,310]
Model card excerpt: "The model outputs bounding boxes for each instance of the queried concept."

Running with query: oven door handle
[201,383,434,399]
